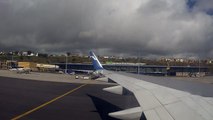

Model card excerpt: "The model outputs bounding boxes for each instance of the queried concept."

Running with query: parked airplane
[90,51,213,120]
[9,67,31,74]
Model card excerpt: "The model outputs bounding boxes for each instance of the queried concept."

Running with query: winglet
[89,51,104,70]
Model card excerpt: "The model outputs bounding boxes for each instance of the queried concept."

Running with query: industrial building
[0,61,59,72]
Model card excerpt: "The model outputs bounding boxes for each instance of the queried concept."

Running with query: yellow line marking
[11,84,87,120]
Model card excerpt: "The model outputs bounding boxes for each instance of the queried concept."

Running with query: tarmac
[0,70,113,85]
[0,70,212,120]
[0,70,139,120]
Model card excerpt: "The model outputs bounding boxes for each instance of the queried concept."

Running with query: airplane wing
[89,51,213,120]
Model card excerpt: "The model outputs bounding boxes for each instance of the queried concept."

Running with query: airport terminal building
[55,63,209,77]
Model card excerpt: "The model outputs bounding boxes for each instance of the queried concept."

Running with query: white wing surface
[90,51,213,120]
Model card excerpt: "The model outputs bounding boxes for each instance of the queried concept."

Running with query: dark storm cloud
[0,0,213,58]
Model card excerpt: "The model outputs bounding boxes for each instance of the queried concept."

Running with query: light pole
[137,49,141,74]
[199,59,201,75]
[65,55,68,74]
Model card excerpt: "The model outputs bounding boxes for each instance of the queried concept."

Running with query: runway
[0,76,139,120]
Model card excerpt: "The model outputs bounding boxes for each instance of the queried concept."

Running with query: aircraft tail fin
[89,51,104,70]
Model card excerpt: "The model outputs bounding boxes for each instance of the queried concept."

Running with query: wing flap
[191,95,213,117]
[180,96,213,120]
[154,106,174,120]
[144,106,174,120]
[150,87,179,105]
[204,97,213,105]
[144,109,161,120]
[134,90,162,110]
[165,101,204,120]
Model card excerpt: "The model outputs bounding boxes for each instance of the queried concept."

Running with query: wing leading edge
[90,51,213,120]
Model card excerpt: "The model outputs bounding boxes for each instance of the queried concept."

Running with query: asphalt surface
[0,76,139,120]
[1,71,212,120]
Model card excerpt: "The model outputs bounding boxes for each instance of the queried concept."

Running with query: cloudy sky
[0,0,213,58]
